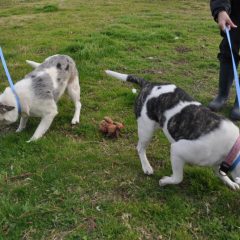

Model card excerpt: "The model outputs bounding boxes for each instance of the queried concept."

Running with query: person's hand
[218,11,237,31]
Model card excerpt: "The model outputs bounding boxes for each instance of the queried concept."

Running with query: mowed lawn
[0,0,240,239]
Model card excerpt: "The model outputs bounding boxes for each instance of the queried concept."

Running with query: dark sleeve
[210,0,231,21]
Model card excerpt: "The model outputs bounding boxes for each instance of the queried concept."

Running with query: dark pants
[209,0,240,117]
[218,26,240,65]
[218,1,240,65]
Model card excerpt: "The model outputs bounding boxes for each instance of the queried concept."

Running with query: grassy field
[0,0,240,239]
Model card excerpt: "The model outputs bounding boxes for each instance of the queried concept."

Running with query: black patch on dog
[65,64,69,71]
[134,83,154,118]
[135,84,194,127]
[57,78,61,82]
[127,75,147,87]
[168,105,223,141]
[146,87,194,127]
[32,74,53,99]
[31,75,36,78]
[0,104,15,114]
[57,63,62,69]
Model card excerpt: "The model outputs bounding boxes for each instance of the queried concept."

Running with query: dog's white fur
[106,70,240,190]
[0,55,81,142]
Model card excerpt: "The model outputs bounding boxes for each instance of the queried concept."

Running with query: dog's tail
[26,60,41,68]
[105,70,147,88]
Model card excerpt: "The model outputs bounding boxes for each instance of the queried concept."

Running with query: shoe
[208,95,228,111]
[208,61,234,111]
[230,96,240,121]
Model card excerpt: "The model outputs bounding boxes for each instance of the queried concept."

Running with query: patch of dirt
[139,69,164,75]
[116,66,129,72]
[115,185,132,200]
[58,127,87,142]
[144,56,161,62]
[182,70,194,77]
[126,46,139,52]
[0,14,36,26]
[84,217,97,233]
[175,46,191,54]
[172,58,189,66]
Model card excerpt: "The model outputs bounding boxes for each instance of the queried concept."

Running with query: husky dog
[106,70,240,190]
[0,55,81,142]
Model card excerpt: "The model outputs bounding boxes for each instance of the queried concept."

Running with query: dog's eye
[157,86,161,89]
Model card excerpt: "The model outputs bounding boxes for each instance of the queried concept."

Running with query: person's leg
[229,27,240,120]
[208,32,235,111]
[230,95,240,120]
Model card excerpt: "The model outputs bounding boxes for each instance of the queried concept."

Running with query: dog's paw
[16,128,23,133]
[235,177,240,185]
[159,176,171,186]
[143,165,154,175]
[26,136,37,143]
[71,118,79,125]
[228,181,240,190]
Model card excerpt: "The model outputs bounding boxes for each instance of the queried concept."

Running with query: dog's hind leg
[159,142,185,186]
[137,117,157,175]
[67,75,81,125]
[213,166,240,190]
[16,116,28,132]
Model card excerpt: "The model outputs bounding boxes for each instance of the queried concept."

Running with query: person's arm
[210,0,237,30]
[210,0,231,21]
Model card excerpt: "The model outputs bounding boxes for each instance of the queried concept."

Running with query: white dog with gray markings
[0,55,81,142]
[106,70,240,190]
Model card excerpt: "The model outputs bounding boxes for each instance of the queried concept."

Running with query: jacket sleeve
[210,0,231,21]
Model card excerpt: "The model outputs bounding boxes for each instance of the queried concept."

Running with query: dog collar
[220,135,240,174]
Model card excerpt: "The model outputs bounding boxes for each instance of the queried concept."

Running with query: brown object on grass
[99,116,124,137]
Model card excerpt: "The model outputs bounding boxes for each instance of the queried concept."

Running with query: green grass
[0,0,240,239]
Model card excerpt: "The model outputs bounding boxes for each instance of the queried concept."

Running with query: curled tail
[105,70,147,87]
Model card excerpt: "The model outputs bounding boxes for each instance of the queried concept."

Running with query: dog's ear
[26,60,41,68]
[0,103,15,114]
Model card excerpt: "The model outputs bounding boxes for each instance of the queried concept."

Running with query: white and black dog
[106,70,240,190]
[0,55,81,142]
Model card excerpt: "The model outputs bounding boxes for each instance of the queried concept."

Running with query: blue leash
[222,27,240,172]
[229,154,240,172]
[225,27,240,108]
[0,47,21,113]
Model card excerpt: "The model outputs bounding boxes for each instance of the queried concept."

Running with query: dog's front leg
[159,143,184,186]
[16,116,28,132]
[213,166,240,190]
[27,113,57,142]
